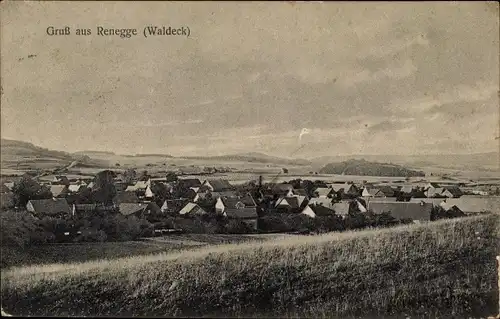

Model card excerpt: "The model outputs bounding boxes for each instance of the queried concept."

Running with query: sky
[1,1,499,158]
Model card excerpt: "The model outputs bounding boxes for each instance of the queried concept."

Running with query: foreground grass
[0,234,293,269]
[0,241,195,269]
[1,214,499,318]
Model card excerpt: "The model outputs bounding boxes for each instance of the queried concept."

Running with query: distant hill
[1,139,107,171]
[311,153,499,171]
[73,150,116,157]
[1,139,73,160]
[133,153,173,158]
[319,159,425,177]
[183,152,311,166]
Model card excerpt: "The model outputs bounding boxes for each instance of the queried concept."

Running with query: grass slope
[0,234,293,269]
[1,215,499,318]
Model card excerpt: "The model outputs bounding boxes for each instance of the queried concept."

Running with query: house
[68,184,85,193]
[72,203,98,218]
[125,185,137,192]
[424,183,441,190]
[145,185,155,198]
[259,188,277,201]
[364,197,400,206]
[224,208,258,230]
[201,179,234,192]
[124,180,150,197]
[409,198,446,207]
[224,205,259,230]
[332,201,351,217]
[50,185,69,198]
[76,179,88,186]
[178,202,209,217]
[311,199,365,217]
[329,183,358,196]
[26,198,71,217]
[71,203,116,218]
[215,194,257,214]
[362,188,385,198]
[308,197,334,209]
[355,199,368,213]
[180,188,197,200]
[119,202,161,218]
[149,177,167,184]
[113,191,140,204]
[1,183,13,193]
[400,185,415,194]
[178,178,202,188]
[368,201,433,222]
[190,187,200,193]
[301,204,336,218]
[425,187,445,198]
[292,188,308,197]
[441,186,463,198]
[271,183,294,196]
[161,199,190,214]
[134,180,150,190]
[2,182,15,192]
[193,191,237,203]
[377,186,395,197]
[440,196,500,214]
[275,195,308,212]
[52,175,70,186]
[313,187,333,198]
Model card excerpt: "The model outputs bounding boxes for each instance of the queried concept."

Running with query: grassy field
[1,214,499,318]
[0,233,293,269]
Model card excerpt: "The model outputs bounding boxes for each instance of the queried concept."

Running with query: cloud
[358,34,430,59]
[123,119,204,128]
[367,118,415,133]
[197,99,215,106]
[340,59,418,88]
[389,82,498,116]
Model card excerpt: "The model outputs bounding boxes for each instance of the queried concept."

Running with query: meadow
[1,214,499,318]
[1,233,293,269]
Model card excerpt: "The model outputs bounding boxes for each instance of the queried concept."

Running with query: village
[1,167,499,242]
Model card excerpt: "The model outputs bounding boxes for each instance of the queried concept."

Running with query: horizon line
[1,137,498,160]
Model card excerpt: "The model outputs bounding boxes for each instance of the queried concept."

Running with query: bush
[344,211,368,230]
[39,216,72,243]
[225,219,253,234]
[0,210,53,247]
[315,215,346,233]
[259,215,293,233]
[431,206,466,221]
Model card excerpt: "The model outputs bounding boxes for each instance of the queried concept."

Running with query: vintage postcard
[1,1,499,318]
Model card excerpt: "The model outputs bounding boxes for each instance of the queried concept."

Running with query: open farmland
[2,214,499,318]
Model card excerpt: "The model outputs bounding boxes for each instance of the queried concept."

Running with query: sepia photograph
[1,1,499,318]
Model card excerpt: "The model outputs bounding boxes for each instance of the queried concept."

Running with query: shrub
[225,219,253,234]
[39,216,72,242]
[344,211,368,230]
[259,215,293,233]
[315,215,346,233]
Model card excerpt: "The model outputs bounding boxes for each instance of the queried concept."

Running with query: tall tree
[91,170,117,205]
[123,168,137,184]
[12,174,52,207]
